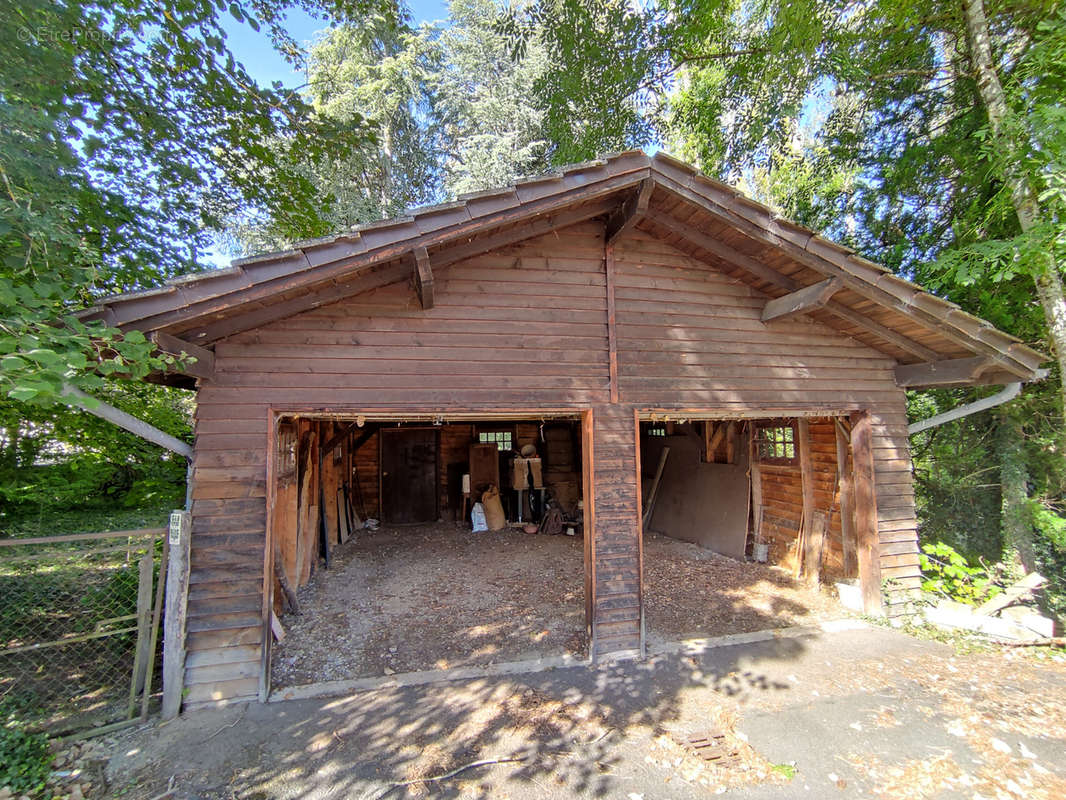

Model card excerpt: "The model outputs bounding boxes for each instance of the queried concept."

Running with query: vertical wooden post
[796,418,814,578]
[835,418,857,578]
[605,244,619,404]
[850,411,883,615]
[750,429,764,549]
[633,409,645,659]
[141,535,169,721]
[581,409,596,659]
[127,551,154,717]
[162,509,191,720]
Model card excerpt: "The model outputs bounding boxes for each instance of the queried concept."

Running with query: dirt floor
[271,523,588,688]
[642,532,846,646]
[271,526,845,689]
[92,625,1066,800]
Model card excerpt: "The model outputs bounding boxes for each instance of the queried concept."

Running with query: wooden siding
[591,404,642,653]
[757,419,846,575]
[611,231,920,610]
[184,221,921,706]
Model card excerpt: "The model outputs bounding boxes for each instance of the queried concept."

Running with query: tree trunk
[997,410,1036,575]
[963,0,1066,417]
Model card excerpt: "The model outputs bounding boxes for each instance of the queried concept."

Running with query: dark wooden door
[381,429,438,524]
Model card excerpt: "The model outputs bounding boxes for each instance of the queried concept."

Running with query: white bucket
[753,542,769,563]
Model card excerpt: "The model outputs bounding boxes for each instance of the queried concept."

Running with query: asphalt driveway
[96,622,1066,799]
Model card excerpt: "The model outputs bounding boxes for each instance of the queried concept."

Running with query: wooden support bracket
[605,178,654,244]
[149,331,215,380]
[413,246,434,310]
[761,278,841,323]
[893,356,994,387]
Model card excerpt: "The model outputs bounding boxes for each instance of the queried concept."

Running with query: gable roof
[81,151,1046,386]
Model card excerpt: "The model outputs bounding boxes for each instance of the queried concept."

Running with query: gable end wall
[184,222,919,707]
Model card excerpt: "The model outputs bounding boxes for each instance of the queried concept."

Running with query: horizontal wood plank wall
[185,221,923,706]
[591,403,642,653]
[186,400,267,707]
[611,231,919,610]
[185,223,612,706]
[869,401,921,614]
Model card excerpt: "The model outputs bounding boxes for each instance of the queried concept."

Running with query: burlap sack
[481,484,506,531]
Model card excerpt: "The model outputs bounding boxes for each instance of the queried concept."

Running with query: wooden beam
[413,246,434,310]
[179,200,620,343]
[644,210,944,361]
[796,418,814,580]
[850,410,883,615]
[703,421,725,462]
[835,419,857,578]
[893,356,993,387]
[605,178,654,244]
[605,243,619,403]
[644,209,792,288]
[62,383,193,459]
[761,278,841,322]
[162,510,190,720]
[818,303,942,362]
[149,331,215,380]
[652,170,1037,376]
[804,511,828,587]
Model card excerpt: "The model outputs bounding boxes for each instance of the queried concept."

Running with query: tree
[527,0,1065,579]
[0,0,394,404]
[434,0,553,197]
[228,0,559,253]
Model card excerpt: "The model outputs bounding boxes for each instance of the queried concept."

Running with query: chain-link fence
[0,527,167,736]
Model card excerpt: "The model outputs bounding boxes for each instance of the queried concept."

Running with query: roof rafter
[649,169,1038,377]
[894,356,995,387]
[413,247,434,310]
[605,178,654,244]
[643,210,944,363]
[178,198,620,343]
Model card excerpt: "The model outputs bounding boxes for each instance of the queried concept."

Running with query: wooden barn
[84,151,1045,709]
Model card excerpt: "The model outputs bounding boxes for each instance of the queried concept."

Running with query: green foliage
[918,541,1002,605]
[1,0,398,405]
[0,382,192,516]
[229,0,558,252]
[0,701,53,797]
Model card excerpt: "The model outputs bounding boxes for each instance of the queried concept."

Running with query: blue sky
[221,1,450,88]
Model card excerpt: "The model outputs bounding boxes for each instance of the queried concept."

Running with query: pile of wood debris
[923,572,1062,645]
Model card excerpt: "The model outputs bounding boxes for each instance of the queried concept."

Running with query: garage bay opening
[267,413,589,692]
[638,416,857,649]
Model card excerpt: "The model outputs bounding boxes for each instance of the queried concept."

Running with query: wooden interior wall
[351,431,379,519]
[755,419,845,577]
[184,220,921,707]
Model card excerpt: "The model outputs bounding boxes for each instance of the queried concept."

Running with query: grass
[0,501,176,539]
[0,502,172,737]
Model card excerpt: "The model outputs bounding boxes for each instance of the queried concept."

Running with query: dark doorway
[381,428,438,524]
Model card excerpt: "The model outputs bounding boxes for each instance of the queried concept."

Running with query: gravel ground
[643,532,847,645]
[271,523,587,688]
[271,525,845,689]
